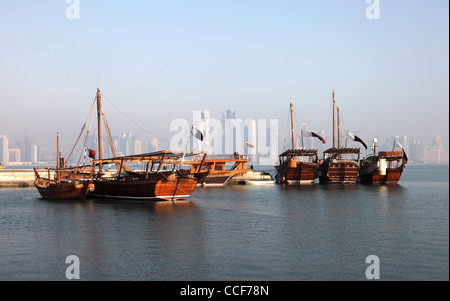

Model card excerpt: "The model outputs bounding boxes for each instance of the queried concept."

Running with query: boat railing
[203,154,248,161]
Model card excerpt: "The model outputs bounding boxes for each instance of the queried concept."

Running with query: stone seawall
[0,169,35,187]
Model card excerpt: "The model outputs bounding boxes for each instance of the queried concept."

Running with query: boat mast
[337,105,340,148]
[290,98,295,150]
[96,88,103,176]
[56,132,60,184]
[332,90,336,148]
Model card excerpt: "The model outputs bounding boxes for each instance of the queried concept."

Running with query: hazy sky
[0,1,448,155]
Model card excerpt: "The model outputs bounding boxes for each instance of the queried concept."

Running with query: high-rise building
[318,129,326,154]
[30,145,39,163]
[150,138,159,152]
[23,134,35,162]
[193,110,210,152]
[133,140,142,155]
[299,123,309,149]
[0,135,9,163]
[408,139,424,162]
[8,148,20,162]
[422,135,448,164]
[119,132,133,156]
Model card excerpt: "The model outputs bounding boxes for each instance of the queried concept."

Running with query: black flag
[193,128,203,141]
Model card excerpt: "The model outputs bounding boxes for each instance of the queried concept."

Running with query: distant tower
[300,123,308,149]
[193,110,210,152]
[432,135,442,149]
[0,135,9,163]
[9,148,20,163]
[318,129,326,154]
[246,118,257,163]
[150,138,159,152]
[119,132,133,156]
[133,140,142,155]
[24,134,34,162]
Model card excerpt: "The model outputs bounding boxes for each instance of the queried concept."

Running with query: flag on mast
[302,130,326,144]
[347,132,367,149]
[394,140,403,149]
[192,127,203,141]
[394,140,408,164]
[87,149,96,159]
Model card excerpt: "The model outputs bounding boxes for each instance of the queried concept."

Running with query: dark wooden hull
[197,169,252,187]
[359,154,406,184]
[198,175,234,186]
[34,180,91,200]
[276,162,318,184]
[90,175,198,200]
[318,160,359,184]
[359,168,403,184]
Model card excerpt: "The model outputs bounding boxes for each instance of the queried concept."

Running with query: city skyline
[0,1,448,158]
[1,110,448,164]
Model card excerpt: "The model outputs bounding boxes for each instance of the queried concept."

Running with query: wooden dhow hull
[90,175,198,200]
[318,160,359,184]
[276,162,318,184]
[189,154,251,187]
[34,179,92,200]
[197,169,251,186]
[198,174,234,186]
[359,168,403,184]
[90,151,207,201]
[34,167,94,200]
[359,152,406,184]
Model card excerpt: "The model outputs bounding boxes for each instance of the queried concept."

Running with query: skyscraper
[133,140,142,155]
[24,134,35,162]
[422,135,447,164]
[150,138,159,152]
[0,135,9,163]
[8,148,20,162]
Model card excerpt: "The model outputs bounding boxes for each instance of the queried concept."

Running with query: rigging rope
[76,103,95,167]
[101,94,172,147]
[159,171,191,198]
[66,98,96,164]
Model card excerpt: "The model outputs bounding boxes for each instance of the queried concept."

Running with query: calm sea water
[0,165,448,281]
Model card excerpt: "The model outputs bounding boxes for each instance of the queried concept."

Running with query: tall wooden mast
[56,132,60,183]
[96,88,103,175]
[332,90,336,148]
[288,99,297,168]
[290,98,295,150]
[337,105,340,148]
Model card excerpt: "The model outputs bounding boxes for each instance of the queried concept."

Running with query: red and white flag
[302,130,326,144]
[246,141,255,148]
[347,132,367,149]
